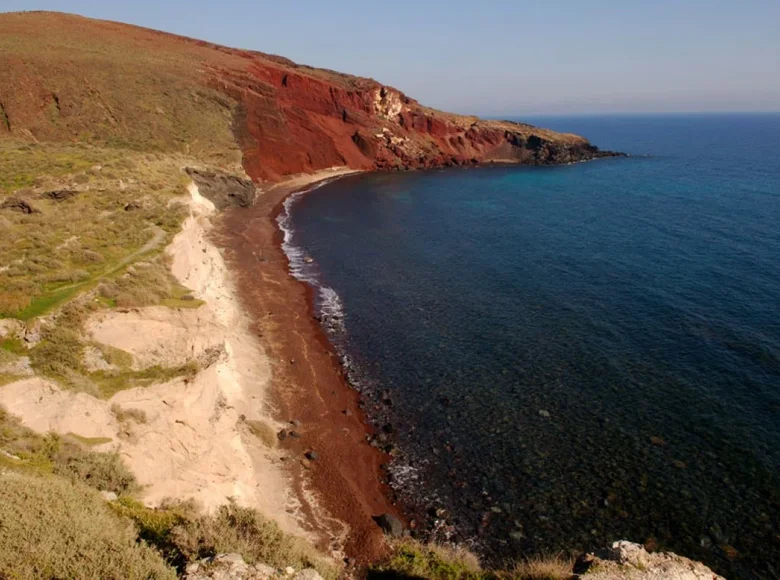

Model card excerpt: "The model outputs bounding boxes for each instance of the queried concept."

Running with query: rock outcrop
[578,541,725,580]
[184,554,323,580]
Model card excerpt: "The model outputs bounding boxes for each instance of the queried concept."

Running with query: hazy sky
[2,0,779,115]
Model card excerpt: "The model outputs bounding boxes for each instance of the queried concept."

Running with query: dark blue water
[282,114,780,579]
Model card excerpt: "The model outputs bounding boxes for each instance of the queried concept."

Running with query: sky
[2,0,779,116]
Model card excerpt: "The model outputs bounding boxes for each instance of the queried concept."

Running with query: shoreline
[216,168,400,565]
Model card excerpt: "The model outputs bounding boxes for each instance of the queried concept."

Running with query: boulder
[1,197,39,213]
[374,513,404,537]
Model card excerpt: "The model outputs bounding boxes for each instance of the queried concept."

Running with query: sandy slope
[0,182,300,530]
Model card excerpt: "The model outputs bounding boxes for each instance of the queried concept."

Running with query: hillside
[0,11,614,184]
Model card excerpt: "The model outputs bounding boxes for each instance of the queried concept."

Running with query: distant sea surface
[280,114,780,579]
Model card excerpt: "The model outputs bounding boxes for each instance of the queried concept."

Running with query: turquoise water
[282,114,780,579]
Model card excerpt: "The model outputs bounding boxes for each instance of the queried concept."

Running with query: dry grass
[511,555,574,580]
[377,539,483,580]
[111,403,148,425]
[0,472,175,580]
[171,500,336,577]
[0,405,136,494]
[0,142,193,319]
[0,12,242,163]
[25,295,199,397]
[246,419,278,448]
[374,540,574,580]
[113,498,337,578]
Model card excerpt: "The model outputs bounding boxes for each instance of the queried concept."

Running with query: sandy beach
[216,168,400,564]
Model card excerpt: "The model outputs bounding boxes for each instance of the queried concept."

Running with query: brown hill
[0,11,617,183]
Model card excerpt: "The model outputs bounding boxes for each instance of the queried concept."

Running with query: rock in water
[579,541,725,580]
[374,513,404,537]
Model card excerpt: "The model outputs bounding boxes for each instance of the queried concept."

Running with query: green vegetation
[1,12,242,162]
[114,498,337,578]
[20,294,199,397]
[93,361,200,398]
[373,540,574,580]
[0,472,176,580]
[1,404,335,577]
[0,142,194,319]
[0,406,136,494]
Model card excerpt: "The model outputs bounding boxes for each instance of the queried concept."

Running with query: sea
[278,114,780,579]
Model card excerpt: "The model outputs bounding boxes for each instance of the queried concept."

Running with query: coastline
[216,168,399,565]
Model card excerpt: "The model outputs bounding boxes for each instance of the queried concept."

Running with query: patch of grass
[92,360,199,398]
[0,142,195,320]
[169,499,337,578]
[373,540,574,580]
[0,406,136,494]
[246,419,278,448]
[160,296,205,309]
[15,285,83,320]
[375,539,483,580]
[66,432,113,446]
[111,403,148,424]
[28,300,93,386]
[511,555,574,580]
[96,342,134,369]
[112,498,336,577]
[0,373,23,386]
[0,336,25,355]
[0,471,176,580]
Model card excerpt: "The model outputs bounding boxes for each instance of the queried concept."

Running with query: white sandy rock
[583,541,724,580]
[183,553,312,580]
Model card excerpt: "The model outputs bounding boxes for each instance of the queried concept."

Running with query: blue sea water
[281,114,780,579]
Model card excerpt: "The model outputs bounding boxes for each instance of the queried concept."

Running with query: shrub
[376,539,483,580]
[511,555,573,580]
[52,439,138,494]
[373,540,573,580]
[169,499,335,578]
[111,402,148,424]
[0,472,175,580]
[0,407,137,494]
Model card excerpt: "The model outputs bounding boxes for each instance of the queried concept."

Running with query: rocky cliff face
[0,12,619,186]
[214,60,618,182]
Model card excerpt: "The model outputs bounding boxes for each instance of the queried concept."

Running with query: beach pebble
[305,450,319,461]
[538,409,551,418]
